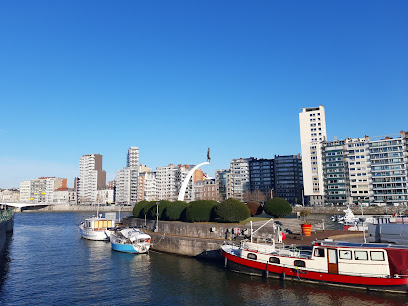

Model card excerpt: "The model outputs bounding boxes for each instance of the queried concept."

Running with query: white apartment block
[97,188,114,204]
[115,147,139,205]
[53,189,77,204]
[77,154,106,204]
[137,171,157,202]
[156,164,195,201]
[127,147,139,168]
[19,181,31,202]
[115,168,138,205]
[0,189,20,202]
[230,158,252,201]
[345,137,372,204]
[369,132,408,204]
[19,177,67,204]
[299,105,327,206]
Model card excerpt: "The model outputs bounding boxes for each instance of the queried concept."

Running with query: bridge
[1,202,51,209]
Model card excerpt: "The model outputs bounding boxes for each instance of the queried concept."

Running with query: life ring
[145,238,151,243]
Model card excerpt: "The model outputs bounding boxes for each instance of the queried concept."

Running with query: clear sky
[0,1,407,188]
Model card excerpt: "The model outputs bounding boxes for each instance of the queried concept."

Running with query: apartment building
[274,155,303,205]
[19,177,68,204]
[136,167,157,202]
[193,178,217,201]
[215,169,231,201]
[77,154,106,204]
[299,105,327,206]
[249,158,274,195]
[115,147,139,205]
[369,132,408,205]
[230,158,253,201]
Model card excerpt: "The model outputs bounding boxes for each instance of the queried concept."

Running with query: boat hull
[111,242,149,254]
[79,227,109,241]
[222,250,408,294]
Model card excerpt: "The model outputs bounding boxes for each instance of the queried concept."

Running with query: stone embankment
[123,217,326,260]
[0,209,14,255]
[19,204,133,213]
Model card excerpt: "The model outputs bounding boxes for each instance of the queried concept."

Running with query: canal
[0,212,407,305]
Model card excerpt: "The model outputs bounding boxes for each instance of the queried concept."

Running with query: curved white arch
[177,162,210,201]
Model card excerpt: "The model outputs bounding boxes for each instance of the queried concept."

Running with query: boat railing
[0,207,13,222]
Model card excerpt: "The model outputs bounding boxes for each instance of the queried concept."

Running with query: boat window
[339,250,352,260]
[370,251,385,261]
[294,260,306,268]
[269,257,280,264]
[354,251,368,260]
[314,248,325,257]
[247,253,257,260]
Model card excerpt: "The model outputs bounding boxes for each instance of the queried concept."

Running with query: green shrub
[133,200,149,218]
[215,198,250,222]
[184,200,218,222]
[247,201,262,217]
[263,197,292,218]
[147,200,172,220]
[142,201,159,219]
[164,201,189,221]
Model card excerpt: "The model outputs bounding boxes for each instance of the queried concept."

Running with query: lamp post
[155,202,159,232]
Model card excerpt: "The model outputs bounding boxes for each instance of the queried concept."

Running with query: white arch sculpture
[177,161,210,201]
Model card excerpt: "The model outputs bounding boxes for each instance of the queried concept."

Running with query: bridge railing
[0,207,14,222]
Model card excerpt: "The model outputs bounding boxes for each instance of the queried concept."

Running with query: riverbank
[18,204,133,213]
[17,203,404,215]
[123,217,358,259]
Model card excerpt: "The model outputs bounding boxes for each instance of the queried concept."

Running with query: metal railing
[0,207,14,222]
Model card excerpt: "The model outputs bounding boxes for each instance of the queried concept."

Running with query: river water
[0,212,407,305]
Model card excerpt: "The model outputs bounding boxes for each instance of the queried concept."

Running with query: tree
[164,201,189,221]
[184,200,218,222]
[247,201,262,216]
[263,197,292,218]
[214,198,250,223]
[132,200,149,218]
[242,189,267,203]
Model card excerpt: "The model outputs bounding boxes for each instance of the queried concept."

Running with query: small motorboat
[110,228,151,254]
[79,212,116,241]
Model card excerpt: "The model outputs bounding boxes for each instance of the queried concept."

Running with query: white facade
[230,158,252,201]
[127,147,139,168]
[137,171,157,202]
[115,147,139,205]
[299,105,327,206]
[345,137,372,204]
[53,189,77,204]
[77,154,106,204]
[19,177,67,204]
[156,164,193,201]
[19,181,31,202]
[0,189,20,202]
[97,188,114,204]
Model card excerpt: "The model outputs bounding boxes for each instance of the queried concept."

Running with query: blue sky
[0,1,407,188]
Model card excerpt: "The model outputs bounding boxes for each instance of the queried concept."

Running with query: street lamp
[155,202,159,232]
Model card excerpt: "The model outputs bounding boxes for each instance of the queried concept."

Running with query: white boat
[332,206,393,231]
[222,239,408,294]
[110,228,151,254]
[79,212,116,241]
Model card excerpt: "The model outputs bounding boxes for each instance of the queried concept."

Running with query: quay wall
[0,217,14,254]
[124,217,280,260]
[20,204,133,213]
[123,217,274,240]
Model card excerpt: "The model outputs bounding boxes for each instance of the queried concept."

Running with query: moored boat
[110,228,151,254]
[79,212,116,241]
[222,239,408,294]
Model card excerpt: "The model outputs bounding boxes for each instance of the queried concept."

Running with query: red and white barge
[222,240,408,294]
